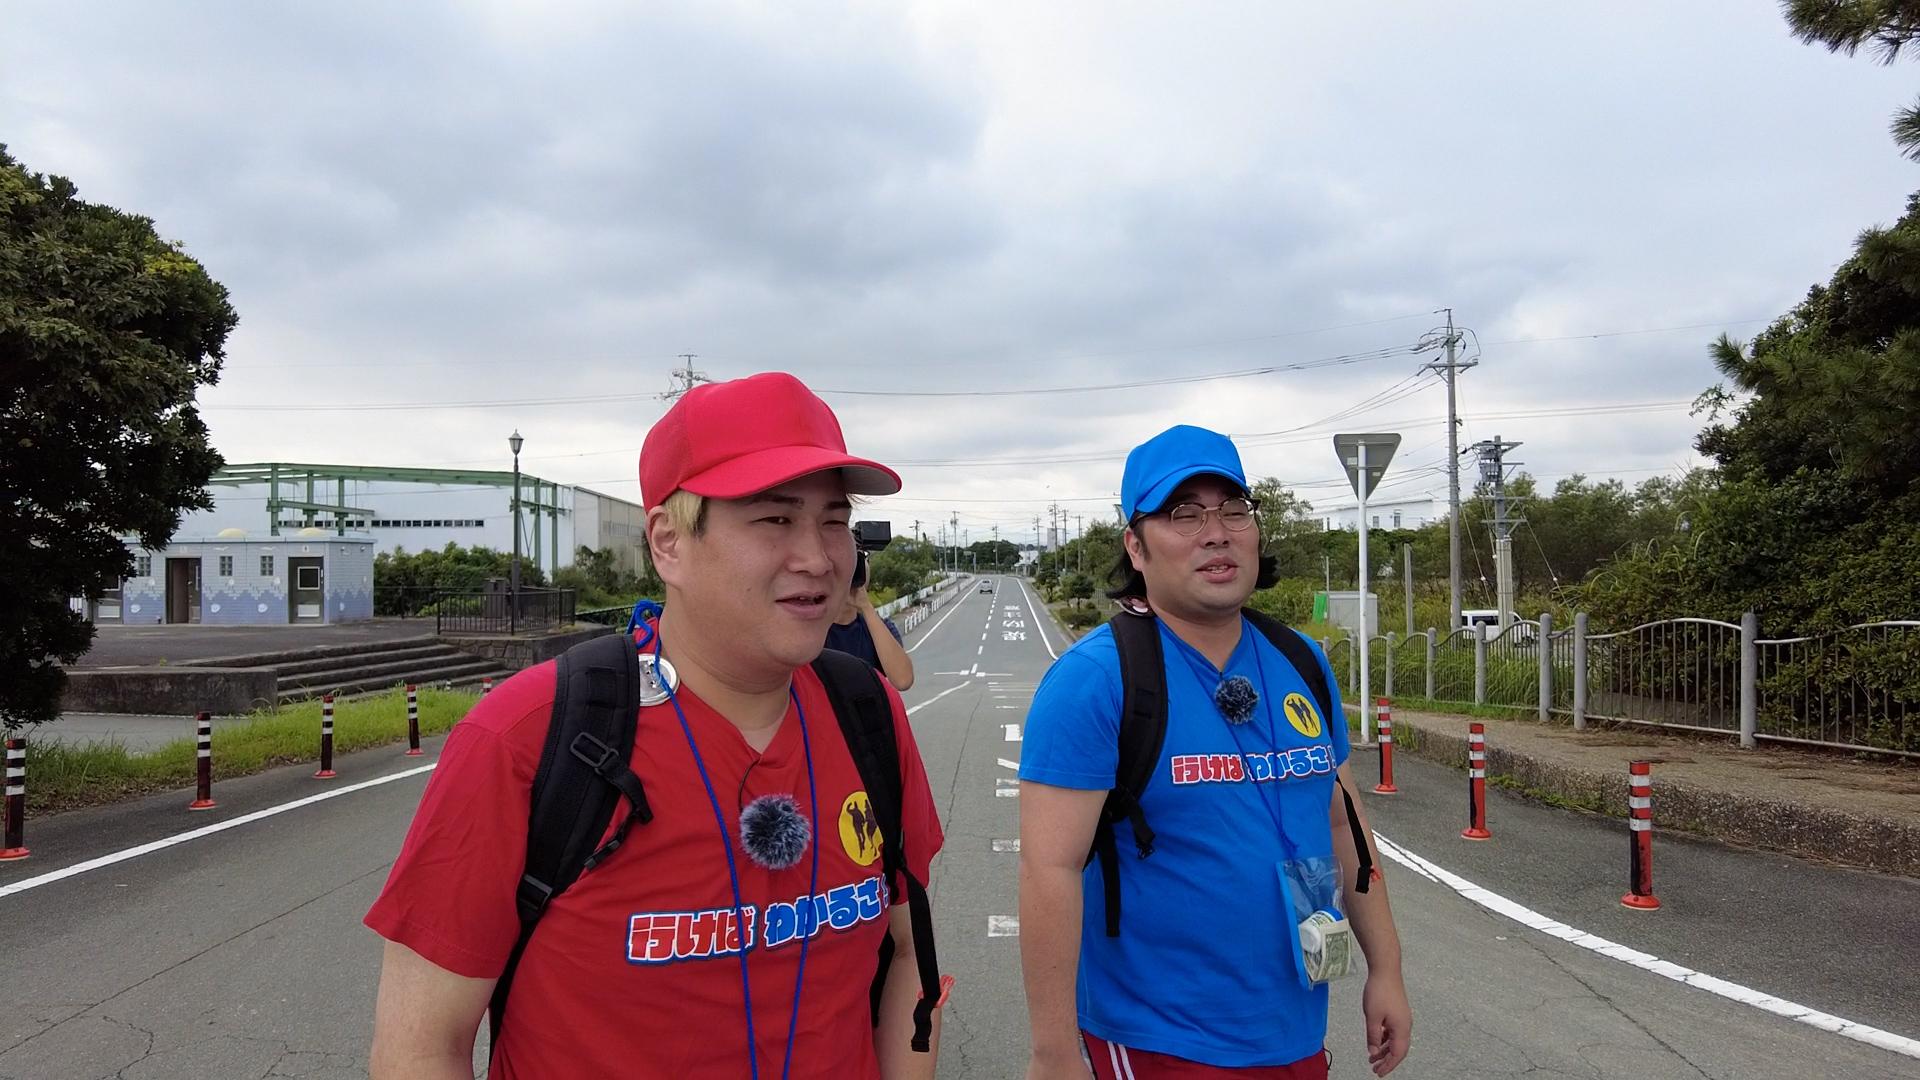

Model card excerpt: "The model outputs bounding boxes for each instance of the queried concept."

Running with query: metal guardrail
[1333,611,1918,758]
[1754,621,1920,756]
[433,588,577,635]
[1581,617,1743,738]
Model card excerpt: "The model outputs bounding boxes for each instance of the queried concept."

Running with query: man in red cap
[366,373,945,1079]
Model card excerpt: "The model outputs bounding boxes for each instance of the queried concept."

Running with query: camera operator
[826,544,916,692]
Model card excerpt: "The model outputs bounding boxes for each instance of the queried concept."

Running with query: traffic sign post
[1334,433,1400,744]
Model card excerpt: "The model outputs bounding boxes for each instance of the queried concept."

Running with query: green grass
[15,686,480,813]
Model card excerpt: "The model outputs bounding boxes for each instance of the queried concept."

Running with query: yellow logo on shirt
[1283,692,1323,739]
[839,791,884,866]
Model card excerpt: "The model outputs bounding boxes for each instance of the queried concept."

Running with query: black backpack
[487,632,941,1054]
[1091,607,1374,937]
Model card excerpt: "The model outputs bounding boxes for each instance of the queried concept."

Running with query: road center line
[0,763,439,901]
[1372,833,1920,1061]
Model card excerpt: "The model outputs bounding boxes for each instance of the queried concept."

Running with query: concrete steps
[175,636,517,703]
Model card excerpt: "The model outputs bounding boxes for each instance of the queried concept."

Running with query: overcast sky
[6,2,1916,545]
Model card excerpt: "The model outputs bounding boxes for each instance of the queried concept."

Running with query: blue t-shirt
[1019,617,1349,1067]
[823,613,903,673]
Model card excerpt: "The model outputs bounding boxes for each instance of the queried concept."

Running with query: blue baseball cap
[1120,425,1249,520]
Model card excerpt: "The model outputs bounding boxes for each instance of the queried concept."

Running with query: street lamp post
[509,429,524,633]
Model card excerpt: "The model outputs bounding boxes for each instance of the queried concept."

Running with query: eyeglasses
[1146,498,1260,536]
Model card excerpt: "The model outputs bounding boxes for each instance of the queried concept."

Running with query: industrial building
[81,463,649,626]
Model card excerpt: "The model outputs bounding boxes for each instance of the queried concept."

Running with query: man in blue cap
[1018,425,1411,1079]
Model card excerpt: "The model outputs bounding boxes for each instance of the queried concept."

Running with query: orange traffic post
[188,713,217,810]
[1373,698,1398,795]
[1622,761,1661,910]
[315,695,338,779]
[405,684,424,757]
[2,738,28,860]
[1462,722,1491,840]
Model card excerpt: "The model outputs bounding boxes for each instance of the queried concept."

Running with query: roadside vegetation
[16,686,479,814]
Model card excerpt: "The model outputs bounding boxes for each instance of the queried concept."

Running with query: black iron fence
[434,587,577,635]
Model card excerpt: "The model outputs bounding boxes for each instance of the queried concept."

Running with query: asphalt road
[2,578,1916,1079]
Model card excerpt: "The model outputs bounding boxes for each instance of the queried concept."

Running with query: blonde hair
[660,490,707,537]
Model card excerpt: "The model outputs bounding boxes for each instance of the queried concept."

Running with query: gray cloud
[6,1,1916,541]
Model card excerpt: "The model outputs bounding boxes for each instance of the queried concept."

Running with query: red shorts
[1082,1033,1330,1079]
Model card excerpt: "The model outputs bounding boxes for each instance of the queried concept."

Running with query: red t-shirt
[364,655,944,1079]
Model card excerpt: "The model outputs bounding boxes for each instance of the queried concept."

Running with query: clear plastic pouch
[1278,855,1358,988]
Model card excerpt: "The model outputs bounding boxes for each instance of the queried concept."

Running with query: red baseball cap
[639,372,902,508]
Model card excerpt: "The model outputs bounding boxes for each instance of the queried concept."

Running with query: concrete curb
[1378,716,1920,879]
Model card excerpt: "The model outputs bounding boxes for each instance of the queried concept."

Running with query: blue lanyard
[633,602,820,1080]
[1163,620,1302,860]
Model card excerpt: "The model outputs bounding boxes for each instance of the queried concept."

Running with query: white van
[1460,609,1534,641]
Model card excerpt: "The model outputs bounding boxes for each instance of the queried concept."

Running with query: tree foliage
[2,146,237,729]
[1785,0,1920,160]
[374,543,549,615]
[867,537,938,596]
[552,546,657,610]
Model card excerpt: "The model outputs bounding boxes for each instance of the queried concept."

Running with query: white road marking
[992,839,1021,853]
[0,763,440,901]
[1015,577,1059,660]
[907,592,974,653]
[997,758,1020,770]
[987,915,1020,937]
[995,778,1020,797]
[976,644,984,655]
[905,681,972,716]
[1372,833,1920,1061]
[1003,724,1022,742]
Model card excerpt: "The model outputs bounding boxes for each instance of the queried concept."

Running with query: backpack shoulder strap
[1241,609,1333,724]
[1091,612,1171,937]
[812,649,942,1054]
[490,631,651,1043]
[1241,609,1374,894]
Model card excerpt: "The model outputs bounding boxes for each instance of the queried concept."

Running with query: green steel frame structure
[209,463,570,574]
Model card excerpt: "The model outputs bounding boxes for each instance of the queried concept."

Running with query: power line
[812,345,1417,398]
[200,343,1423,412]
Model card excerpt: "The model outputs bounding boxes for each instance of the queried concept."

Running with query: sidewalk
[1357,706,1920,878]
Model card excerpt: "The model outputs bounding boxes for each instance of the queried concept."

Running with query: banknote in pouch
[1279,856,1358,988]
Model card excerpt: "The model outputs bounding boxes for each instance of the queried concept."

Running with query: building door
[94,582,124,624]
[288,558,325,623]
[166,559,202,624]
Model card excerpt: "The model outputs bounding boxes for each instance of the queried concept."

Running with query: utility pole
[662,355,711,401]
[1403,542,1415,637]
[1468,435,1524,631]
[992,524,1000,570]
[912,520,921,544]
[950,512,960,575]
[1422,309,1476,633]
[1076,514,1085,575]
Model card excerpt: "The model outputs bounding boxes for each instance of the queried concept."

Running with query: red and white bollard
[315,695,338,779]
[405,684,423,757]
[1622,761,1661,910]
[482,676,494,696]
[1373,698,1398,795]
[188,713,217,811]
[2,737,28,861]
[1462,722,1491,840]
